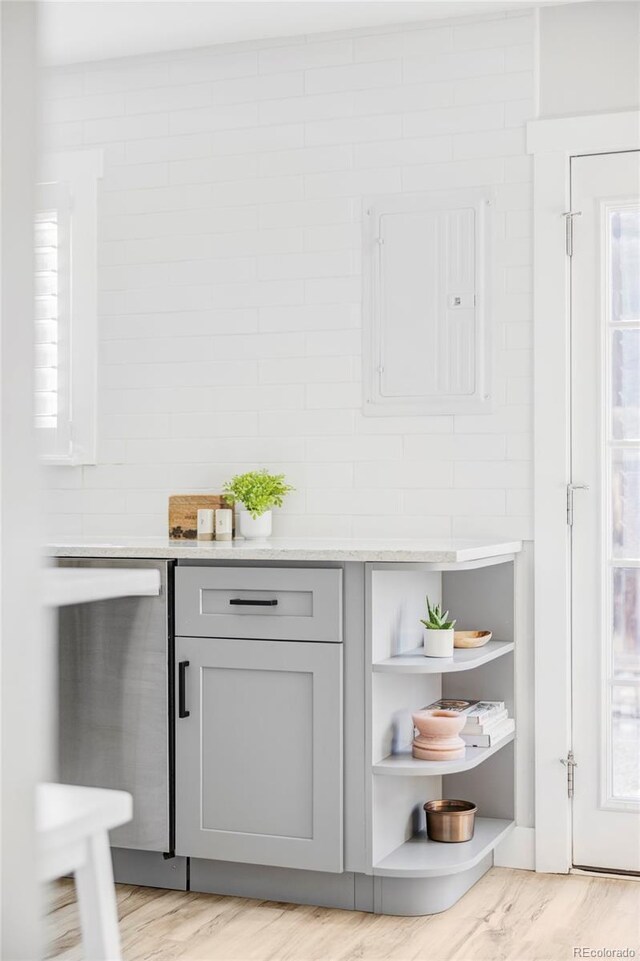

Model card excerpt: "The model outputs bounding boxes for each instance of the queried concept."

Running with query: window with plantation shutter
[35,150,102,464]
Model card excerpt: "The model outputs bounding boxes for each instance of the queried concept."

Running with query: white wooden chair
[37,783,132,961]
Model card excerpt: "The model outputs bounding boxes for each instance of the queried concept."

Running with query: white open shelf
[372,818,515,878]
[373,730,515,776]
[373,640,514,674]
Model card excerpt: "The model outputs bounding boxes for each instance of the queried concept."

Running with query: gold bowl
[453,630,492,649]
[424,799,477,842]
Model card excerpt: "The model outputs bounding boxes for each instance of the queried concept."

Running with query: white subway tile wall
[42,11,534,539]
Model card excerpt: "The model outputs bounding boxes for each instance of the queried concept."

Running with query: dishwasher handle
[229,598,278,607]
[178,660,190,718]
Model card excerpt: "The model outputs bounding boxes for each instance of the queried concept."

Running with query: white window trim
[527,110,640,874]
[38,148,102,466]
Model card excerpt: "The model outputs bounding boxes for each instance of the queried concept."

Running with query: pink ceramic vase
[411,709,466,761]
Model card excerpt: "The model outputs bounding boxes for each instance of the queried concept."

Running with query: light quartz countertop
[48,536,522,564]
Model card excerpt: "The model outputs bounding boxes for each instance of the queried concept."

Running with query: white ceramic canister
[197,509,215,541]
[215,508,233,542]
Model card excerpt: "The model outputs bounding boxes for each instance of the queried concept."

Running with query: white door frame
[527,110,640,874]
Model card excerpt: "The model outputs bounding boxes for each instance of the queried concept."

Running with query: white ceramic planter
[238,508,272,540]
[422,627,454,658]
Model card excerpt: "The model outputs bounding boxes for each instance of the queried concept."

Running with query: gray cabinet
[175,635,343,873]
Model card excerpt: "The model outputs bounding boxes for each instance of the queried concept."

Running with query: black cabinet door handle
[178,660,190,718]
[229,598,278,607]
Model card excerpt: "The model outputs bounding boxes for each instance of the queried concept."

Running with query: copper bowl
[424,799,477,842]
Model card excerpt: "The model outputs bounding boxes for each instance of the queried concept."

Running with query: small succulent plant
[420,597,456,631]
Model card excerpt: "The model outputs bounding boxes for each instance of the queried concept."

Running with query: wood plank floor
[47,868,640,961]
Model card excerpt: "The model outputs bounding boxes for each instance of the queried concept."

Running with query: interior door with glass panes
[571,150,640,874]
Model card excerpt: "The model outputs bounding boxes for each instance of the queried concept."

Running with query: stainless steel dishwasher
[57,557,175,858]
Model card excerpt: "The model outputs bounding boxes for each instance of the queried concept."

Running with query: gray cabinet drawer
[175,566,342,642]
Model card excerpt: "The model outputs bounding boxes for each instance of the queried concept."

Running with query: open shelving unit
[366,553,520,916]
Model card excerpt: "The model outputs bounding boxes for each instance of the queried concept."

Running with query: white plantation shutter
[36,150,102,465]
[34,214,59,429]
[34,182,72,458]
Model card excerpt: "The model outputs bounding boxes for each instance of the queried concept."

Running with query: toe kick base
[188,854,493,916]
[373,853,492,916]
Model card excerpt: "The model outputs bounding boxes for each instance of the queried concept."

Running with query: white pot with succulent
[420,597,456,658]
[223,469,294,540]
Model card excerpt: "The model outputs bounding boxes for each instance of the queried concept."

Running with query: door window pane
[612,449,640,558]
[612,328,640,441]
[613,568,640,679]
[610,206,640,324]
[608,202,640,806]
[611,684,640,800]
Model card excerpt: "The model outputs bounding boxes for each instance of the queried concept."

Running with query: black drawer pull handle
[229,598,278,607]
[178,661,190,719]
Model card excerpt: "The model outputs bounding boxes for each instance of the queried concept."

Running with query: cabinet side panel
[372,775,442,866]
[344,562,367,874]
[442,563,514,641]
[442,653,514,718]
[371,569,441,660]
[443,741,515,822]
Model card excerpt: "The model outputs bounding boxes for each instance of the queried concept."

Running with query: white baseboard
[494,826,535,870]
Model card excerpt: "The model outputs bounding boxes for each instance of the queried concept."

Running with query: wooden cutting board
[168,494,234,540]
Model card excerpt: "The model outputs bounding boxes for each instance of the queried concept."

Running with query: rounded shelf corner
[373,731,515,776]
[372,640,514,674]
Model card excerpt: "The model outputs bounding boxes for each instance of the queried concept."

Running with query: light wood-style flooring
[47,868,640,961]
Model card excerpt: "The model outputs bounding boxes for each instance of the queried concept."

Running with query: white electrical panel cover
[363,189,492,416]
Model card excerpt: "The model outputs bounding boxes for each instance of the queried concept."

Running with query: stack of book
[422,698,515,748]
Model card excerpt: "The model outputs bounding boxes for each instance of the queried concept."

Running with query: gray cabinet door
[175,636,343,873]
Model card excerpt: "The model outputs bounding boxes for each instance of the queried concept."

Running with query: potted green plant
[420,597,456,658]
[223,470,294,539]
